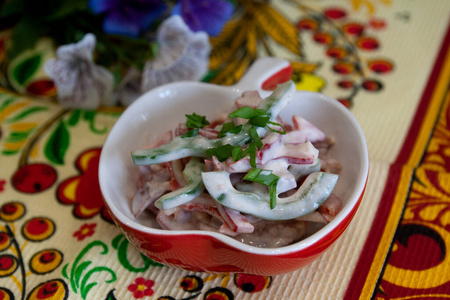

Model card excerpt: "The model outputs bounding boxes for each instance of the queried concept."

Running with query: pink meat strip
[296,193,343,224]
[157,194,254,236]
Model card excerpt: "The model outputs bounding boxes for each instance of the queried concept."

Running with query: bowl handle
[233,57,291,92]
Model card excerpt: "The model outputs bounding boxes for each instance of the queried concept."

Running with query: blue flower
[88,0,167,37]
[172,0,235,36]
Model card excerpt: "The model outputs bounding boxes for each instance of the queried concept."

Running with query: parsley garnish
[228,107,266,119]
[243,168,280,209]
[218,122,242,138]
[206,144,235,162]
[249,126,263,150]
[201,105,287,207]
[186,113,210,128]
[181,128,199,138]
[182,113,210,138]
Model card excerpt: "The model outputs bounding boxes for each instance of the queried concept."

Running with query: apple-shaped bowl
[99,57,369,275]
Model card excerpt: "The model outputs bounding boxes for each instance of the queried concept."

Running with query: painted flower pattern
[73,223,97,241]
[172,0,235,36]
[128,277,155,298]
[141,15,211,92]
[0,179,5,192]
[88,0,167,37]
[44,33,115,109]
[57,148,113,223]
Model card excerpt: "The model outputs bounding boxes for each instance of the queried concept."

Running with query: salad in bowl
[99,57,369,275]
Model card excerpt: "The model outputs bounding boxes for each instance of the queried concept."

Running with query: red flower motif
[0,179,6,192]
[369,17,387,30]
[128,277,155,299]
[57,148,113,222]
[324,7,347,19]
[73,223,97,241]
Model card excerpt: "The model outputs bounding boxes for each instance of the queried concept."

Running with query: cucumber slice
[131,81,296,166]
[155,158,205,210]
[201,171,338,220]
[289,159,321,180]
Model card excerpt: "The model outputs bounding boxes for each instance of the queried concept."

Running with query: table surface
[1,1,450,299]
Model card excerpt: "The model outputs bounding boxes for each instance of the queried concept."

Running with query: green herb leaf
[244,168,280,209]
[218,122,242,138]
[243,168,280,186]
[206,144,234,162]
[269,183,277,209]
[267,121,287,134]
[231,145,242,161]
[249,126,263,150]
[228,107,266,119]
[249,115,270,127]
[185,113,210,129]
[181,129,199,138]
[241,143,257,167]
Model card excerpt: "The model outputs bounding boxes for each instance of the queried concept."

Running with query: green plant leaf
[44,121,70,165]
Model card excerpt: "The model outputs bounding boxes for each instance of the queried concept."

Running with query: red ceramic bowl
[99,57,369,275]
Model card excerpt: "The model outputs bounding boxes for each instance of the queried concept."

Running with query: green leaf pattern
[44,120,70,165]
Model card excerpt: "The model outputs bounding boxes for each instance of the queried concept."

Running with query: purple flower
[172,0,235,36]
[88,0,167,37]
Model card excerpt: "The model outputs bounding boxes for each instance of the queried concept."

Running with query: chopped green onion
[232,145,242,161]
[206,144,234,162]
[243,168,280,209]
[228,107,266,119]
[269,183,277,209]
[249,126,263,150]
[267,121,287,134]
[181,128,199,138]
[249,115,270,127]
[243,168,280,186]
[185,113,210,129]
[241,143,257,167]
[218,122,242,138]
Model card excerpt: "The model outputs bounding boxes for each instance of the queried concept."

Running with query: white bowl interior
[99,81,369,255]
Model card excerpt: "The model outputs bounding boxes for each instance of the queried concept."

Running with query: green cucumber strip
[131,81,296,166]
[155,158,205,210]
[289,159,321,180]
[201,171,338,220]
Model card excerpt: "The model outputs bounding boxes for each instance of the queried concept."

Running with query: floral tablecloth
[1,0,450,299]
